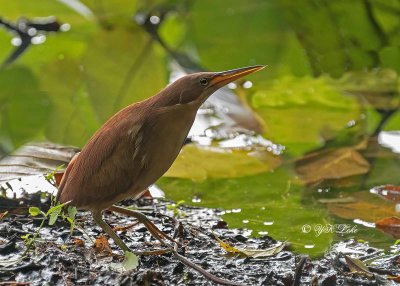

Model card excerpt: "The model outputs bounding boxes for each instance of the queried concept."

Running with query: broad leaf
[165,144,281,181]
[375,217,400,238]
[296,147,370,184]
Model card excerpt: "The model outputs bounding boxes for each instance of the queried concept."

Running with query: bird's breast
[135,103,198,190]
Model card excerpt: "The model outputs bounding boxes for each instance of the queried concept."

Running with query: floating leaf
[160,168,332,257]
[296,147,370,184]
[375,217,400,239]
[318,197,356,204]
[165,144,280,181]
[370,185,400,203]
[327,192,398,222]
[252,76,359,155]
[337,69,399,110]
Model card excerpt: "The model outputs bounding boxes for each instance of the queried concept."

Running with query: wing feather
[58,111,145,209]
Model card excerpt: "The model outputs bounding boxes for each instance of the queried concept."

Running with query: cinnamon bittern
[57,65,265,252]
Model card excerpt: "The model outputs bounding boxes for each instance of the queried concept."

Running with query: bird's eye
[199,78,208,86]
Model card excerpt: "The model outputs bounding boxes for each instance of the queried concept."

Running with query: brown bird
[57,65,265,252]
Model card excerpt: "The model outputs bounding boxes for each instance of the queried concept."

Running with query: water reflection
[378,131,400,154]
[192,196,201,203]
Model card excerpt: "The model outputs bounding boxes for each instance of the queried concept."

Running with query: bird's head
[154,65,265,107]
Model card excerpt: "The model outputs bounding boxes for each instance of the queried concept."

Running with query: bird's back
[57,99,198,211]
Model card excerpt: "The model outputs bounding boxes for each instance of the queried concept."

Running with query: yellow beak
[209,65,266,88]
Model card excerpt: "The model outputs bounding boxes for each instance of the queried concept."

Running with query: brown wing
[58,114,145,210]
[56,151,80,202]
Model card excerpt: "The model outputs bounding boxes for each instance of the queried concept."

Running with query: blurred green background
[1,0,399,256]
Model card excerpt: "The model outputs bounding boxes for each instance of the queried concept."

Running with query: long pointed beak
[209,65,266,88]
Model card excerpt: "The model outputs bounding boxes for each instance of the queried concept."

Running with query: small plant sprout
[24,201,72,255]
[167,200,187,217]
[45,164,65,186]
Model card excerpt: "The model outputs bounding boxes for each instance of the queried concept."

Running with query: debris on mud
[1,186,400,285]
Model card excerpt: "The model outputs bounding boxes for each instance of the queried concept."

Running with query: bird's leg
[92,210,130,252]
[108,205,176,245]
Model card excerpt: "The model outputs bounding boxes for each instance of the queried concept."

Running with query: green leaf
[344,254,373,278]
[48,207,62,226]
[251,76,359,155]
[122,251,139,271]
[45,164,65,181]
[82,27,167,121]
[187,0,310,80]
[295,147,370,184]
[41,58,99,146]
[215,235,285,258]
[165,144,281,181]
[46,203,65,216]
[67,206,77,234]
[279,1,386,76]
[159,167,332,257]
[110,251,139,272]
[0,67,50,148]
[68,206,77,220]
[29,207,43,217]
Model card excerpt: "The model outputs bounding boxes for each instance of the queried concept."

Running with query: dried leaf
[238,242,285,258]
[214,235,241,254]
[296,147,370,184]
[0,211,8,221]
[370,185,400,202]
[94,235,112,255]
[74,238,85,247]
[318,197,356,204]
[344,254,374,278]
[215,234,285,258]
[388,276,400,282]
[375,217,400,238]
[112,222,139,232]
[327,201,397,222]
[0,142,79,184]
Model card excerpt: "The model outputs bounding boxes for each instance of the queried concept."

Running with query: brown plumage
[56,65,265,252]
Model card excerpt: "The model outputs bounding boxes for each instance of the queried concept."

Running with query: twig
[292,256,308,286]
